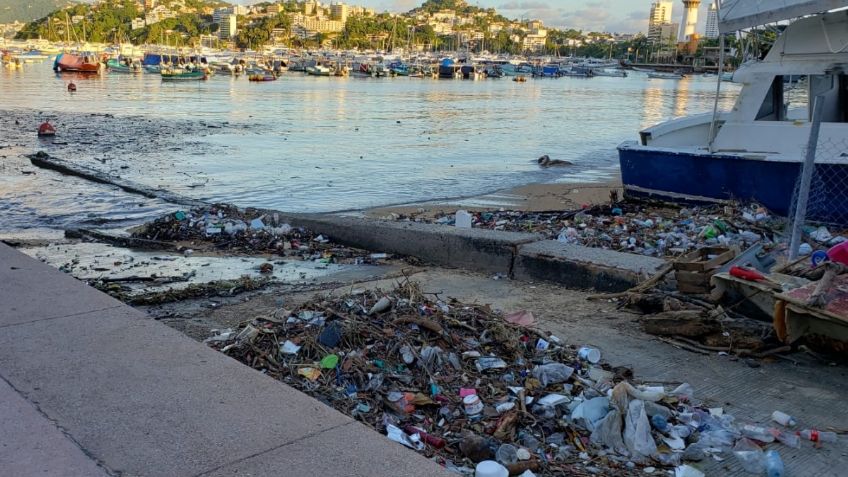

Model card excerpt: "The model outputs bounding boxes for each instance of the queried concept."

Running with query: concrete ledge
[277,214,544,275]
[0,244,452,477]
[514,240,667,292]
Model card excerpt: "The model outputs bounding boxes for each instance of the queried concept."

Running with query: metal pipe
[708,33,726,152]
[789,95,827,260]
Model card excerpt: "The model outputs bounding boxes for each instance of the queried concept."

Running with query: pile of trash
[205,281,827,476]
[392,201,787,259]
[132,205,379,264]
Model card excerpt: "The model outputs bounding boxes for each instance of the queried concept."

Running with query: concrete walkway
[0,243,451,477]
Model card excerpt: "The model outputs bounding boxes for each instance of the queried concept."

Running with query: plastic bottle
[799,429,838,442]
[765,450,784,477]
[771,429,800,448]
[771,411,796,427]
[741,424,776,442]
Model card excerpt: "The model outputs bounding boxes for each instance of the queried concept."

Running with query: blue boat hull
[618,144,848,224]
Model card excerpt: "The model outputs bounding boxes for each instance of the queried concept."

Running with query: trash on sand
[204,281,779,476]
[503,310,535,327]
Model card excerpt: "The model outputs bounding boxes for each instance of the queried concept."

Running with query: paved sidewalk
[0,243,451,477]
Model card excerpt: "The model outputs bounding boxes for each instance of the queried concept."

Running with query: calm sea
[0,63,739,235]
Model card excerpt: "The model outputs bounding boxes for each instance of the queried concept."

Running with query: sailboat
[617,0,848,222]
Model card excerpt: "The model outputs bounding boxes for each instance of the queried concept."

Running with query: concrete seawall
[275,213,666,291]
[29,153,667,292]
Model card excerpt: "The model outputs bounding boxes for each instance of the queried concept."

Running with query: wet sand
[364,178,622,219]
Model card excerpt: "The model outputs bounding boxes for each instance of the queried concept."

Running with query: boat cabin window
[756,74,848,123]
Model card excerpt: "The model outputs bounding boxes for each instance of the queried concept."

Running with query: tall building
[678,0,701,42]
[705,1,719,39]
[330,3,349,24]
[219,14,237,40]
[648,1,673,42]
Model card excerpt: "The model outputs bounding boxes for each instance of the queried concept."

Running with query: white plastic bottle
[771,411,796,427]
[799,429,838,442]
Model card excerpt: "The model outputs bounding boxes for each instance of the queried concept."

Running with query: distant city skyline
[235,0,714,33]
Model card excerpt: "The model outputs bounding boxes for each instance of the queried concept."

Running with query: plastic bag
[732,438,765,474]
[623,399,657,460]
[590,409,628,455]
[532,363,574,386]
[571,396,610,432]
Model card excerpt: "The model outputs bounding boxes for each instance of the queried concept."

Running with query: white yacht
[618,1,848,222]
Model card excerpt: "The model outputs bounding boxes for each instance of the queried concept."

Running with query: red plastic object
[37,121,56,136]
[729,266,766,282]
[827,242,848,266]
[403,425,446,449]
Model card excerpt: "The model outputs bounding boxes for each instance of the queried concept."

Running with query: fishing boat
[647,71,684,79]
[107,57,141,73]
[305,63,331,76]
[592,68,628,78]
[161,67,206,81]
[438,58,461,79]
[53,53,101,73]
[618,1,848,222]
[248,74,277,82]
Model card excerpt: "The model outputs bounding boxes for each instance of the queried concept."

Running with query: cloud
[499,1,551,9]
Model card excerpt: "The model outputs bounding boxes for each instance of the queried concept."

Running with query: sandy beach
[364,178,622,219]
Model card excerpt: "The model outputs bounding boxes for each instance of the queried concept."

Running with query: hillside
[0,0,69,23]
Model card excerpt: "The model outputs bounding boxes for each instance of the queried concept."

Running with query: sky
[238,1,715,34]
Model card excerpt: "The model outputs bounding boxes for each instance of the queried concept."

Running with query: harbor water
[0,64,739,235]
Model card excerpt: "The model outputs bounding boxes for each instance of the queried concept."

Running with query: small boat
[161,68,206,81]
[248,74,277,82]
[54,53,101,74]
[305,63,331,76]
[592,68,627,78]
[513,76,527,83]
[107,57,142,74]
[647,71,684,80]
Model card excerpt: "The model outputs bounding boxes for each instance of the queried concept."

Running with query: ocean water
[0,63,740,233]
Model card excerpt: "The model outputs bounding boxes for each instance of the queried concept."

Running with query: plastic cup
[578,346,601,363]
[475,460,509,477]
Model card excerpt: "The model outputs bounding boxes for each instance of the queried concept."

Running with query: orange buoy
[38,121,56,137]
[67,82,76,92]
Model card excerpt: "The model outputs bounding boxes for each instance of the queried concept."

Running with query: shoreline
[362,178,622,220]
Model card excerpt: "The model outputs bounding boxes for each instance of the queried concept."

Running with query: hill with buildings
[14,0,642,58]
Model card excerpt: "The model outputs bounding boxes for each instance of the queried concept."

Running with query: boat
[592,68,627,78]
[618,1,848,222]
[513,76,527,83]
[248,74,277,82]
[438,58,461,79]
[161,68,206,81]
[107,57,141,74]
[305,62,331,76]
[53,53,101,73]
[389,62,410,76]
[647,71,684,79]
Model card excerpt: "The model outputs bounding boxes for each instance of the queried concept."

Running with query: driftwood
[587,263,674,301]
[641,310,721,337]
